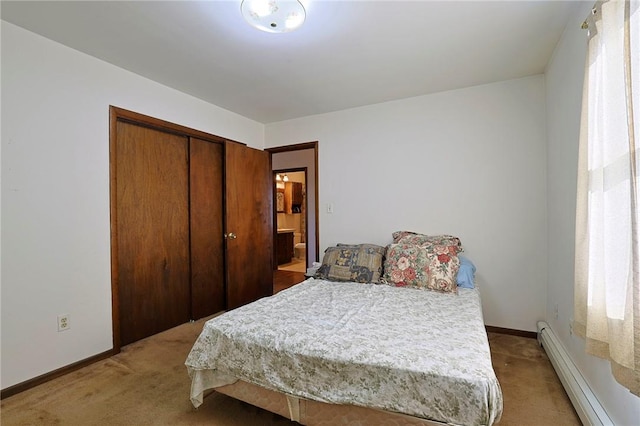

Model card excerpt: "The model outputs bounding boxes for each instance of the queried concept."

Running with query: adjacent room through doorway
[274,169,307,274]
[268,142,319,291]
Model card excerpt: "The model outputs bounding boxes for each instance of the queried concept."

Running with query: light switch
[327,203,334,214]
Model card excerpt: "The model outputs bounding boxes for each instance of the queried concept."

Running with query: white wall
[0,21,264,389]
[266,76,548,332]
[545,3,640,424]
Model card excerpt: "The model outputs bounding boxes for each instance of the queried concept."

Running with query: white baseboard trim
[537,321,613,426]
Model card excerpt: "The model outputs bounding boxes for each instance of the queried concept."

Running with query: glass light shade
[241,0,306,33]
[283,174,289,182]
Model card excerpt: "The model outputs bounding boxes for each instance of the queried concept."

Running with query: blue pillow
[456,255,476,288]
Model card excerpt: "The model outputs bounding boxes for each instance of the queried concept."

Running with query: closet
[110,107,272,349]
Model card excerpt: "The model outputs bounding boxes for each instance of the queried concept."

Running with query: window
[574,0,639,396]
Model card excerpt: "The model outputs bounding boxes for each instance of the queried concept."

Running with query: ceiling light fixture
[241,0,306,33]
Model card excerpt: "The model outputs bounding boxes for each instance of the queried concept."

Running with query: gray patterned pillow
[315,244,385,283]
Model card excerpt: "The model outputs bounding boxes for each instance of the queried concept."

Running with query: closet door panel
[190,138,225,319]
[225,142,273,309]
[116,122,190,346]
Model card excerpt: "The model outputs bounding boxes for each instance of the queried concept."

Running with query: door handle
[225,232,237,240]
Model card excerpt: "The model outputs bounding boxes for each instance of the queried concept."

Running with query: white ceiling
[1,0,581,124]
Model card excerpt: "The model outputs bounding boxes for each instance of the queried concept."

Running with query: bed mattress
[185,278,503,426]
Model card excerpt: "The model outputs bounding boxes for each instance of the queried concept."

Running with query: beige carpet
[1,317,580,425]
[488,333,581,425]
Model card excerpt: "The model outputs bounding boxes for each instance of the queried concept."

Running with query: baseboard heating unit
[537,321,613,426]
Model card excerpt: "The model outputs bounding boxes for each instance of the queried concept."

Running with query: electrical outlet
[554,303,559,320]
[57,314,70,332]
[569,319,574,336]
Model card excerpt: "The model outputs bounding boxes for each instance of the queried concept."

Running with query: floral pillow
[383,244,431,289]
[427,245,461,293]
[391,230,418,242]
[383,243,460,294]
[315,244,385,283]
[391,231,464,254]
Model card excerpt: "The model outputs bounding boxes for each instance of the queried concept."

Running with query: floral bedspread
[185,279,503,426]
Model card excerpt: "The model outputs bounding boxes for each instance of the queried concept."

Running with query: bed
[185,276,503,425]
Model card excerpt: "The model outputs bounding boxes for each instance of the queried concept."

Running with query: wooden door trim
[110,106,231,144]
[109,106,227,353]
[266,142,319,265]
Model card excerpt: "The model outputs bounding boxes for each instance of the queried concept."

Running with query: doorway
[274,168,307,273]
[268,142,319,290]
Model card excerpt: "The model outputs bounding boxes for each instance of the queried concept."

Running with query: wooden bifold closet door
[111,107,273,350]
[115,122,192,346]
[190,138,225,320]
[114,122,224,347]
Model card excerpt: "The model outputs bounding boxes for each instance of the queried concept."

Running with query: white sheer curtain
[575,0,640,396]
